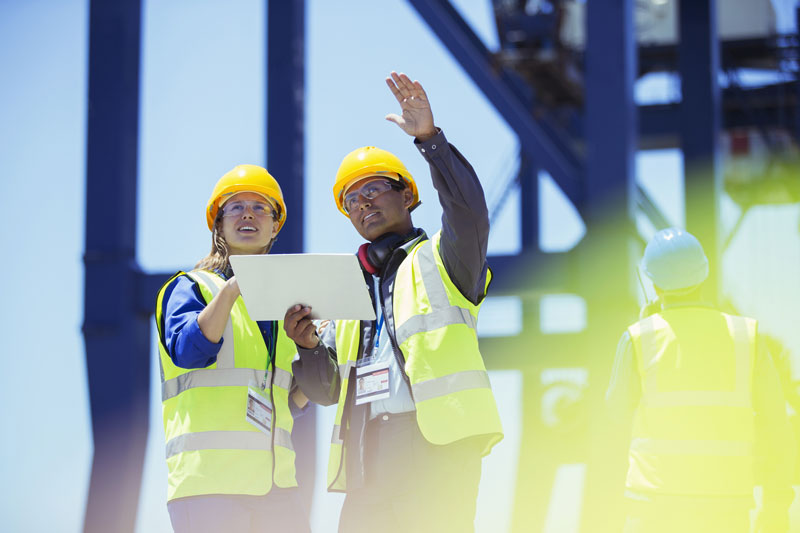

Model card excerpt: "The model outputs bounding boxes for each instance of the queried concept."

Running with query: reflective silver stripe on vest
[188,270,235,369]
[158,353,165,382]
[274,427,294,451]
[395,241,478,346]
[417,240,450,308]
[331,425,343,445]
[273,367,293,391]
[631,437,753,457]
[396,306,477,347]
[411,369,491,403]
[162,368,267,401]
[339,360,356,380]
[725,313,754,400]
[166,430,270,459]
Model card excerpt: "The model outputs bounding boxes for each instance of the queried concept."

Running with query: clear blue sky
[1,1,798,532]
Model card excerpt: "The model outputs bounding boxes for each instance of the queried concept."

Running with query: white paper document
[229,253,376,321]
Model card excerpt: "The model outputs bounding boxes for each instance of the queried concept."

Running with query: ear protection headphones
[357,231,419,275]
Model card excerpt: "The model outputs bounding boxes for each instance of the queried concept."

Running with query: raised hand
[385,71,436,142]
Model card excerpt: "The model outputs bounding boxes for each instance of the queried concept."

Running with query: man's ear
[402,188,414,209]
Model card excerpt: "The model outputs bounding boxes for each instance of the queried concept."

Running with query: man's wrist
[296,334,320,351]
[416,130,436,142]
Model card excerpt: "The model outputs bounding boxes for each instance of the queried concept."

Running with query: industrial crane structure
[81,1,798,531]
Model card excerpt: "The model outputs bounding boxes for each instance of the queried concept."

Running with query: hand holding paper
[283,304,319,349]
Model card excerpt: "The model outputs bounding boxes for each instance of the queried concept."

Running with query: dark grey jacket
[292,129,491,490]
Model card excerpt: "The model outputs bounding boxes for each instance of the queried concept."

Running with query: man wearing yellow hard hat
[154,165,310,532]
[284,72,504,532]
[606,227,795,533]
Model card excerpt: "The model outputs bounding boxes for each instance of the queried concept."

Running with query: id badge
[246,386,273,434]
[355,358,391,405]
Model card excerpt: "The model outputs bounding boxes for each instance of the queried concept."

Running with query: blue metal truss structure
[83,2,147,531]
[680,0,722,297]
[82,0,311,530]
[82,0,797,531]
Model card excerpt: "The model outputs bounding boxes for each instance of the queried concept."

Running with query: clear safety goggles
[343,180,399,214]
[220,199,277,219]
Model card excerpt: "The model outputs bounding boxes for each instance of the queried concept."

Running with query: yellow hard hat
[206,164,287,232]
[332,146,419,216]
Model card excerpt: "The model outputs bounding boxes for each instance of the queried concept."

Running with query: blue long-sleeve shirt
[161,272,274,369]
[161,273,227,369]
[160,272,306,417]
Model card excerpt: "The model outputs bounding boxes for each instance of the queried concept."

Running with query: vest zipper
[268,321,277,487]
[328,323,363,492]
[268,359,277,487]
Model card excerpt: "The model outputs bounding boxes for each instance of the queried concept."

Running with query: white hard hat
[642,227,709,291]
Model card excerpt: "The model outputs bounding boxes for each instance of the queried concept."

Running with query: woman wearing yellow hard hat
[154,164,309,532]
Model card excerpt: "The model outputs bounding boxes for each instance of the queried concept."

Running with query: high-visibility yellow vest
[327,231,503,491]
[626,307,757,496]
[155,269,298,501]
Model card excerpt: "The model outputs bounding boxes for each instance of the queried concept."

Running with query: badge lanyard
[356,304,391,406]
[373,277,384,350]
[261,321,277,390]
[374,312,385,350]
[247,320,277,434]
[354,279,392,406]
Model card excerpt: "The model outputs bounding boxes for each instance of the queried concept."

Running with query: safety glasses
[221,199,276,219]
[343,180,398,214]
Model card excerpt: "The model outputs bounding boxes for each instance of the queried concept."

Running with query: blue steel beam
[580,1,637,532]
[265,0,316,519]
[679,0,721,301]
[488,251,574,295]
[640,82,799,148]
[406,0,585,211]
[636,184,672,231]
[83,0,148,532]
[796,6,800,144]
[267,0,305,254]
[584,0,637,226]
[519,154,540,251]
[138,272,172,314]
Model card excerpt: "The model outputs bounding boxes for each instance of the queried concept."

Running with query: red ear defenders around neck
[357,242,380,275]
[357,232,414,275]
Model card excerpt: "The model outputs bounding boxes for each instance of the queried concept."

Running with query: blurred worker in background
[154,165,309,533]
[606,227,795,533]
[761,333,800,485]
[284,72,504,532]
[762,333,800,415]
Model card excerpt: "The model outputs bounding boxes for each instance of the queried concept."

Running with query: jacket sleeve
[605,330,641,416]
[291,320,341,406]
[161,274,222,369]
[752,338,795,522]
[603,329,640,529]
[415,129,490,305]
